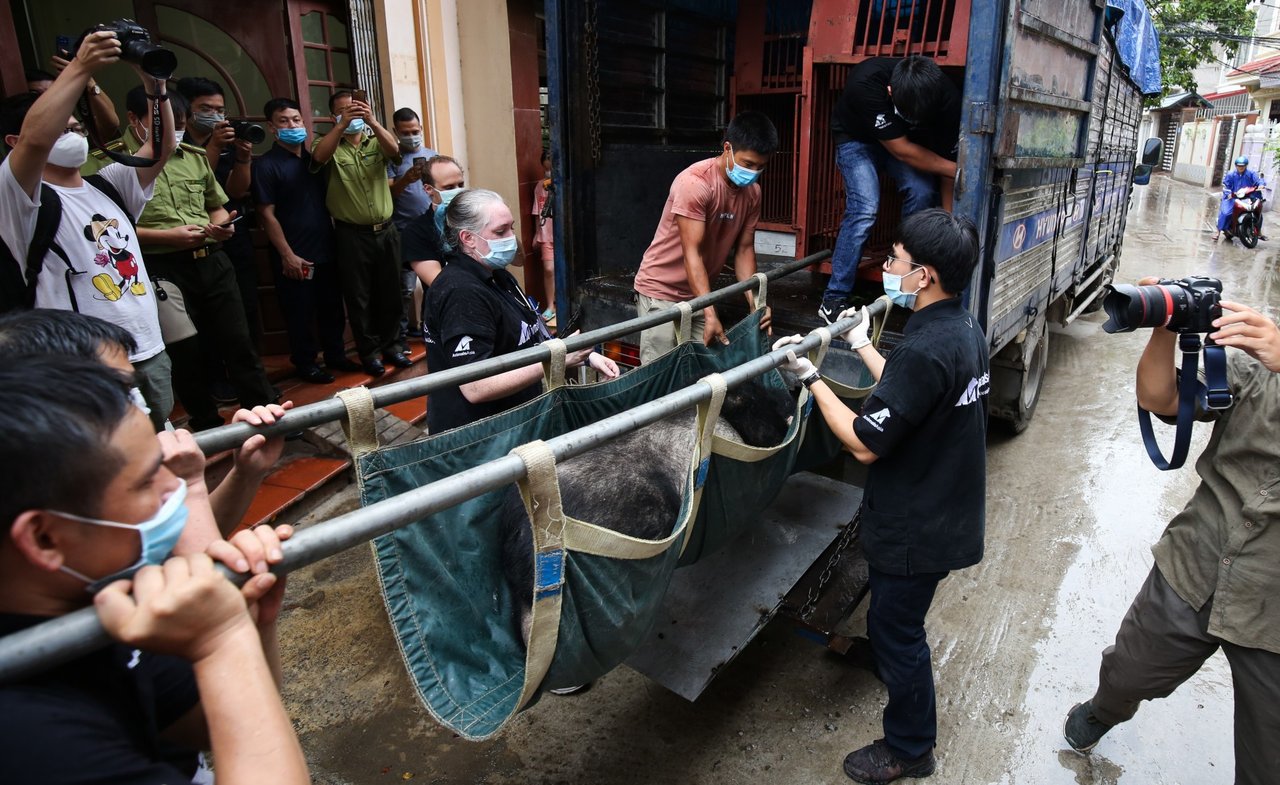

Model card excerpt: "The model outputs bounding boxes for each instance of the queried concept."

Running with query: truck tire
[990,315,1048,434]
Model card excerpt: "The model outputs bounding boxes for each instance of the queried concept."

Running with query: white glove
[771,335,818,380]
[836,306,872,349]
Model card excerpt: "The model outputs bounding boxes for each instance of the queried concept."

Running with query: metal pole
[0,303,879,684]
[194,250,831,454]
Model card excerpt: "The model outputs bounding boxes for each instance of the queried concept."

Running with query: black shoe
[819,298,847,325]
[298,365,335,384]
[1064,700,1112,753]
[209,380,238,405]
[384,350,413,368]
[326,357,363,373]
[362,358,386,377]
[842,740,936,784]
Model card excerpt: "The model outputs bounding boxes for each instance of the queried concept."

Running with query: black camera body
[1101,276,1223,335]
[89,19,177,79]
[230,120,266,144]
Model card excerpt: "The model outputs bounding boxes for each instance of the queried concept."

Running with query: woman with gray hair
[423,189,618,433]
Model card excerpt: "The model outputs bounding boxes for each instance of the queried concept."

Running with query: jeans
[866,566,948,760]
[826,140,939,302]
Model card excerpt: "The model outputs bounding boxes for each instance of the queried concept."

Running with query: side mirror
[1133,164,1153,186]
[1141,137,1162,167]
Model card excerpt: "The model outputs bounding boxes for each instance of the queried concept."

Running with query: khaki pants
[636,292,705,365]
[1091,565,1280,785]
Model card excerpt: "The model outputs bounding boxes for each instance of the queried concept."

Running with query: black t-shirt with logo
[852,297,989,575]
[0,612,203,784]
[831,57,961,160]
[424,252,552,433]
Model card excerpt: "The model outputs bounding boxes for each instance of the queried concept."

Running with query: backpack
[0,174,135,313]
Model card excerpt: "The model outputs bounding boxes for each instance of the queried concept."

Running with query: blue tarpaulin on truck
[1106,0,1163,95]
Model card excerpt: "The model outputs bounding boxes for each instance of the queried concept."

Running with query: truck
[544,0,1162,432]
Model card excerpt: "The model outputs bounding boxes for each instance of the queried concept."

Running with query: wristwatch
[801,371,821,389]
[88,83,102,96]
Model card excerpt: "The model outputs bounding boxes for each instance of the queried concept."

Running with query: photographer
[0,29,175,424]
[386,107,437,343]
[1064,285,1280,784]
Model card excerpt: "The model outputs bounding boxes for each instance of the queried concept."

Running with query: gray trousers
[636,292,706,365]
[133,349,173,430]
[1092,565,1280,785]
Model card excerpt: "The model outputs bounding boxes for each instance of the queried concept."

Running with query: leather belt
[336,219,391,233]
[148,242,223,262]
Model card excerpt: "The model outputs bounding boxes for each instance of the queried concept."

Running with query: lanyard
[1137,334,1232,470]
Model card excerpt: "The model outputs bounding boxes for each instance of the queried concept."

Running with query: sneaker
[843,739,936,784]
[1063,700,1112,753]
[547,682,591,696]
[819,298,847,325]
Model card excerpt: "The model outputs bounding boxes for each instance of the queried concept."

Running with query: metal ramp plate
[624,471,864,701]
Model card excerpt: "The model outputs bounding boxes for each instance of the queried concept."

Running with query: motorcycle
[1222,184,1265,248]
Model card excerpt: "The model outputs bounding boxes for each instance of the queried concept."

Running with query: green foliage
[1149,0,1255,99]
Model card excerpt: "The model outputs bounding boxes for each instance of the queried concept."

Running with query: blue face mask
[882,267,924,309]
[277,127,308,145]
[434,188,466,242]
[479,235,519,268]
[725,145,762,188]
[56,480,190,593]
[338,115,366,135]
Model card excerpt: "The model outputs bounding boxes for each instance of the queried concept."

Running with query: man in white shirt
[0,29,175,428]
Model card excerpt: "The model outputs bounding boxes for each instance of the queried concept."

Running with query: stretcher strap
[510,440,566,707]
[817,296,892,398]
[681,373,727,556]
[542,338,568,390]
[752,272,769,312]
[810,327,832,369]
[336,386,379,459]
[675,302,693,344]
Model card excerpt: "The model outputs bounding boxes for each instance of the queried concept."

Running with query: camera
[229,120,265,144]
[1101,276,1223,334]
[88,19,176,79]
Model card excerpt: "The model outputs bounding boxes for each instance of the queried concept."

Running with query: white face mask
[48,132,89,168]
[174,130,186,148]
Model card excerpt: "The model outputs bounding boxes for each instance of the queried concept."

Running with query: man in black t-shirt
[820,56,961,325]
[775,209,987,785]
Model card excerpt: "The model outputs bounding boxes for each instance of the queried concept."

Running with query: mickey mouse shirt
[0,158,163,363]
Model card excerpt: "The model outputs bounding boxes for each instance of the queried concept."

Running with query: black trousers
[332,222,404,361]
[148,248,275,422]
[866,566,949,760]
[268,251,348,370]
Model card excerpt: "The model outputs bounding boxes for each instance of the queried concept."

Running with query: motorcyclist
[1215,155,1267,243]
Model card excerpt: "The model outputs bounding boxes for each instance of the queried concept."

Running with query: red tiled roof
[1231,52,1280,77]
[1201,87,1248,101]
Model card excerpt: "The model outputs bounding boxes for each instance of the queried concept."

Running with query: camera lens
[233,122,266,144]
[1102,283,1194,333]
[138,47,178,79]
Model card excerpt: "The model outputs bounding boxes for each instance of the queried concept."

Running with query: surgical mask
[173,130,186,148]
[55,480,190,593]
[339,115,366,135]
[398,133,422,150]
[882,267,924,309]
[48,131,89,168]
[434,187,466,238]
[725,145,762,188]
[478,235,518,268]
[190,111,225,132]
[277,127,308,145]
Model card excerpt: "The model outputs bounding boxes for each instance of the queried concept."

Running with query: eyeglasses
[882,254,922,272]
[62,124,87,137]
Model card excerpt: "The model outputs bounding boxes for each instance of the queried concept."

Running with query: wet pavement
[277,175,1277,784]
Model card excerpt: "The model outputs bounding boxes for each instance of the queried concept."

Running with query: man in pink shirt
[633,112,777,363]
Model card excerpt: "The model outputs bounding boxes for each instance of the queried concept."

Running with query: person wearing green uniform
[131,89,274,429]
[311,89,409,377]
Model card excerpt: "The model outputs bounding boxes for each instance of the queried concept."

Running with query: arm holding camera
[50,53,121,140]
[354,100,399,160]
[7,31,121,197]
[131,67,175,191]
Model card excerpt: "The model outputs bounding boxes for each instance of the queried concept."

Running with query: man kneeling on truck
[633,111,777,363]
[774,208,987,784]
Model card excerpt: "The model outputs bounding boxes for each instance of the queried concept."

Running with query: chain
[797,509,861,622]
[584,0,602,163]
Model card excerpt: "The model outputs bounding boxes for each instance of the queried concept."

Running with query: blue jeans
[866,566,949,760]
[826,140,939,302]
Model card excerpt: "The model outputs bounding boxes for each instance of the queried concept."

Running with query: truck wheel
[991,316,1048,434]
[1241,217,1259,249]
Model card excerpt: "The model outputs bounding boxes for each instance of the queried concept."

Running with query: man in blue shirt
[252,98,357,383]
[387,107,438,342]
[1216,155,1266,243]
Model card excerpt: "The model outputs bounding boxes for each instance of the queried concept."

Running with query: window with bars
[298,9,355,135]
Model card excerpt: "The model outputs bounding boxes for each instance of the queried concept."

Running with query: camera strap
[77,88,161,168]
[1136,335,1232,471]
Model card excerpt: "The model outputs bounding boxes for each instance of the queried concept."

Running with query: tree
[1150,0,1255,97]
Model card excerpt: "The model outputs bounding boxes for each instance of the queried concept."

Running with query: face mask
[338,115,366,135]
[398,133,422,150]
[477,235,518,269]
[882,267,924,309]
[725,145,762,188]
[173,130,186,148]
[55,480,190,593]
[128,387,151,416]
[277,127,308,145]
[132,123,149,144]
[48,132,89,168]
[190,111,225,132]
[434,187,466,238]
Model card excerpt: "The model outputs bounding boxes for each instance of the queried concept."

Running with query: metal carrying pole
[193,250,831,454]
[0,299,879,684]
